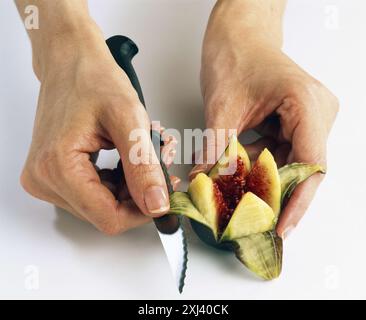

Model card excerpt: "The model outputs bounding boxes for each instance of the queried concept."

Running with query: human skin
[16,0,338,238]
[190,0,339,238]
[16,0,179,235]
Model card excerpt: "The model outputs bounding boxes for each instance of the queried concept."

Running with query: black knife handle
[106,35,178,234]
[106,36,146,106]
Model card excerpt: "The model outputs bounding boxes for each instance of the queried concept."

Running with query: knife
[106,35,188,293]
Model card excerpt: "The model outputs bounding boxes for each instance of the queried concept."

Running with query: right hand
[21,28,178,235]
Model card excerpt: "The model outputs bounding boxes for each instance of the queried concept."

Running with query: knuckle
[288,78,320,104]
[303,145,327,166]
[34,153,51,178]
[106,95,144,120]
[34,150,58,183]
[98,221,124,236]
[20,166,49,201]
[289,78,335,105]
[35,144,72,185]
[83,204,126,236]
[285,78,340,119]
[129,162,161,179]
[312,152,327,166]
[330,95,340,115]
[101,96,149,136]
[20,167,35,195]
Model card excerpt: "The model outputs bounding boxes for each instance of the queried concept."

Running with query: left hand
[190,4,339,238]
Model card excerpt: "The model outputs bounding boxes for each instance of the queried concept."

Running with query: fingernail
[144,186,169,215]
[281,226,295,239]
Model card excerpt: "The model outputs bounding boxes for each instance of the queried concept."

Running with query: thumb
[104,103,170,217]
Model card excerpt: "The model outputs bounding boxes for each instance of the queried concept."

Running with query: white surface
[0,0,366,300]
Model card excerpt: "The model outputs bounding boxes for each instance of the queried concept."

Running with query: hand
[20,25,179,235]
[190,1,339,238]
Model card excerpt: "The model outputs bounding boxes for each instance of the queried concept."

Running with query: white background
[0,0,365,299]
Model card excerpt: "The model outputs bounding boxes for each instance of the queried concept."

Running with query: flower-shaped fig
[169,136,325,280]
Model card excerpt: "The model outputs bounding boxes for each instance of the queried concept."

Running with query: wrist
[32,19,106,81]
[207,0,286,48]
[24,0,106,80]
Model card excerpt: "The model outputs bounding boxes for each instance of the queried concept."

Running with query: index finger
[54,152,150,235]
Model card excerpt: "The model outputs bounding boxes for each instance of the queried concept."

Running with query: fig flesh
[245,149,281,218]
[209,135,251,180]
[221,192,275,242]
[188,173,219,239]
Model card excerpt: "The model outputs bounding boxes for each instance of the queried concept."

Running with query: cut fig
[188,173,219,239]
[208,136,251,236]
[279,163,326,205]
[169,192,209,228]
[213,157,247,236]
[209,135,251,180]
[167,137,325,281]
[234,231,283,280]
[245,149,281,217]
[221,192,275,242]
[190,220,232,251]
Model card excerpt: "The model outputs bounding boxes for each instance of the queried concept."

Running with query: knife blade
[106,35,188,293]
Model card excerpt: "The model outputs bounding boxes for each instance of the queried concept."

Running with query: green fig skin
[190,220,233,252]
[279,163,326,205]
[234,231,283,281]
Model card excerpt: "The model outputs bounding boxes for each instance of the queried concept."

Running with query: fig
[221,192,275,242]
[169,136,326,280]
[234,231,283,280]
[209,135,251,180]
[246,149,281,218]
[169,192,209,228]
[188,173,219,239]
[279,163,326,204]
